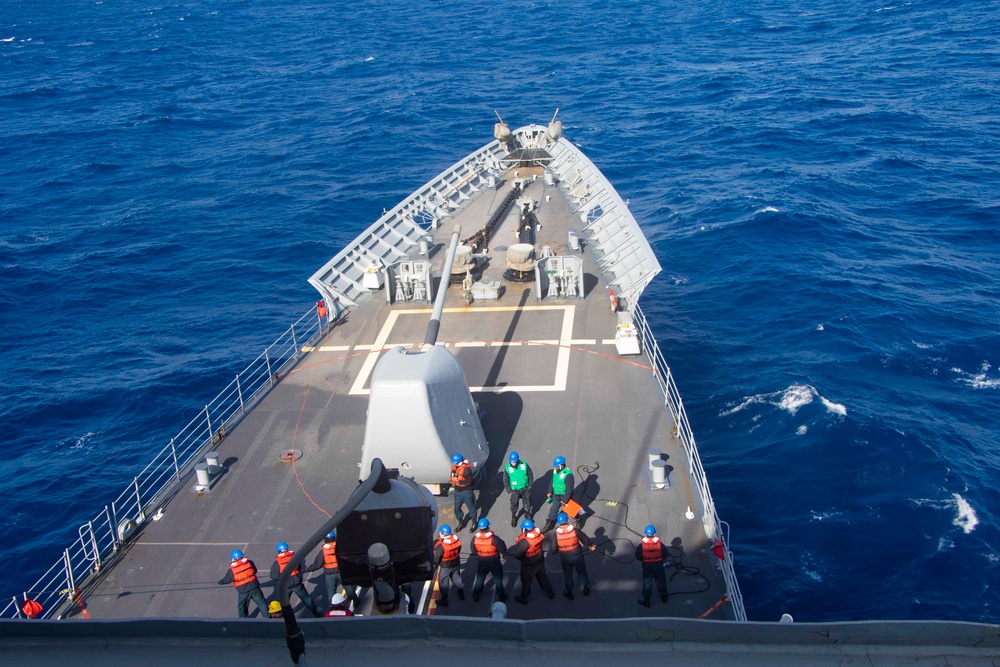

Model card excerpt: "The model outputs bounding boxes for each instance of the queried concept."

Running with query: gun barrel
[423,224,462,347]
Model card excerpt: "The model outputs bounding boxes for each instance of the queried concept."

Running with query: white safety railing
[632,303,747,622]
[0,306,330,619]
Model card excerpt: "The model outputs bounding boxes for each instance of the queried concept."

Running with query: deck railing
[1,307,330,619]
[632,303,747,622]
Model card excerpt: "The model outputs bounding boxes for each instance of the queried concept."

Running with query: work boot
[514,595,528,605]
[582,586,590,596]
[498,593,508,602]
[546,588,555,600]
[469,519,478,534]
[638,597,651,608]
[661,594,669,603]
[511,513,518,527]
[436,598,449,607]
[541,520,556,533]
[457,589,465,601]
[563,590,574,601]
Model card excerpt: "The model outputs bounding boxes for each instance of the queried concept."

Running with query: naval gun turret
[359,224,489,493]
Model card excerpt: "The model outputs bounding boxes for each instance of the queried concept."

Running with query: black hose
[277,458,389,664]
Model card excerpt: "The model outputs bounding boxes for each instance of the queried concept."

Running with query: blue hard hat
[451,453,464,465]
[553,455,566,467]
[325,531,336,540]
[509,451,519,463]
[556,512,569,524]
[230,549,244,560]
[439,525,452,536]
[520,519,535,531]
[276,541,289,553]
[477,518,490,530]
[644,525,656,537]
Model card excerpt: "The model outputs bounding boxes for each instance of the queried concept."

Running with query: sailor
[307,530,359,610]
[433,524,465,607]
[547,512,596,600]
[469,518,508,603]
[503,451,534,527]
[512,519,554,605]
[635,525,670,608]
[217,549,269,618]
[270,542,321,618]
[450,453,478,533]
[542,456,574,533]
[325,593,354,617]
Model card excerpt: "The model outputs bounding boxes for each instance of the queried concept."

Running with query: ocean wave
[951,362,1000,389]
[912,494,979,534]
[721,384,848,418]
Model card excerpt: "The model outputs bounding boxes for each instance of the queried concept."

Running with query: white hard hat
[331,593,346,605]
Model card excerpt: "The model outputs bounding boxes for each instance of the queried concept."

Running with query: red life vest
[325,608,353,617]
[230,558,258,587]
[317,301,328,319]
[276,550,300,576]
[555,526,581,553]
[473,532,498,558]
[322,542,339,570]
[641,536,663,564]
[517,530,544,558]
[435,536,462,564]
[450,462,473,489]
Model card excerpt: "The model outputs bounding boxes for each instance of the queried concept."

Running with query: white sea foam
[755,206,780,214]
[820,397,847,416]
[952,493,979,534]
[815,324,824,331]
[364,55,375,62]
[952,362,1000,389]
[796,425,808,435]
[1,37,14,42]
[778,384,816,415]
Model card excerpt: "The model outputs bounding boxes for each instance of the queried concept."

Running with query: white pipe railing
[1,306,331,619]
[632,303,747,621]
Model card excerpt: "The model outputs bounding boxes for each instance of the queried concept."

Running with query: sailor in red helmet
[217,549,270,618]
[635,525,670,607]
[270,541,321,617]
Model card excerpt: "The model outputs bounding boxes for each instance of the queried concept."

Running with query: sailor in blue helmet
[635,525,670,607]
[469,518,508,603]
[270,541,321,617]
[307,530,358,611]
[218,549,269,618]
[432,524,465,607]
[512,518,554,605]
[542,455,574,533]
[547,511,597,600]
[503,451,534,527]
[450,452,478,533]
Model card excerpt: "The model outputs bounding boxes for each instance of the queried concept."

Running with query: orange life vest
[276,550,300,576]
[435,536,462,564]
[317,301,328,318]
[473,531,498,558]
[230,558,258,587]
[450,462,472,489]
[641,536,663,564]
[322,542,339,570]
[555,525,581,553]
[517,530,544,558]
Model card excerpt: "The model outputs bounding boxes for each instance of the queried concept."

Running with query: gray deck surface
[71,169,729,622]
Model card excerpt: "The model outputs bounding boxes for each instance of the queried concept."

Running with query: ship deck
[69,168,729,621]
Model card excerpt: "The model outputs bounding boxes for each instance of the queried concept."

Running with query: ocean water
[2,0,998,623]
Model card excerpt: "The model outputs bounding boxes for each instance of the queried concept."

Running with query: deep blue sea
[2,0,998,623]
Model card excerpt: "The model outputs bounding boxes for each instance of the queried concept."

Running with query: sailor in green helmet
[503,451,535,527]
[542,455,574,533]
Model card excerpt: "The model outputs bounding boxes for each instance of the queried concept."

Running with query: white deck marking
[349,310,403,395]
[601,339,617,345]
[318,345,352,352]
[349,305,578,395]
[569,339,597,345]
